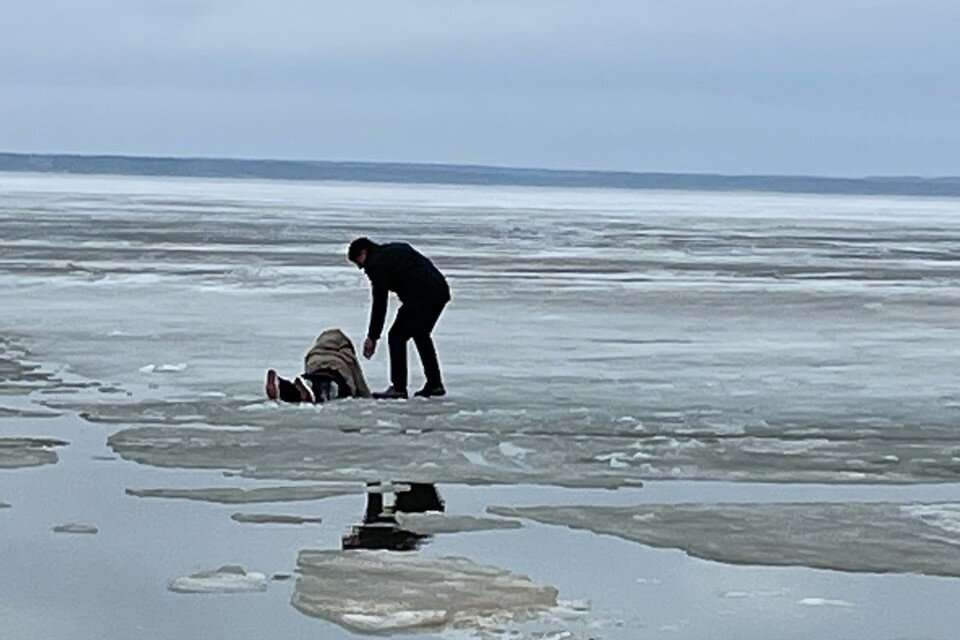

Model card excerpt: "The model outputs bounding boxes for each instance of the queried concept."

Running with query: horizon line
[2,150,958,182]
[2,151,959,197]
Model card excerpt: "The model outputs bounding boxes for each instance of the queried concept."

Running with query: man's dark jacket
[363,243,451,341]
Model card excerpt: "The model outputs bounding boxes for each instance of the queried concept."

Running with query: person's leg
[387,306,415,392]
[302,370,347,402]
[411,300,447,392]
[412,333,442,387]
[277,374,306,402]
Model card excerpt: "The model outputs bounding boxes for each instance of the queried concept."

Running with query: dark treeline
[2,152,959,197]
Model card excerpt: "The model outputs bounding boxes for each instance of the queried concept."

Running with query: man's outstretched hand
[363,338,377,359]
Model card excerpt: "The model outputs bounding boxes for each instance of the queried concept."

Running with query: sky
[1,0,958,176]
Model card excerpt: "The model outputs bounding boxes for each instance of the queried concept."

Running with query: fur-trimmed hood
[304,329,371,398]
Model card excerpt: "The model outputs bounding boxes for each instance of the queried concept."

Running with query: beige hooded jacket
[303,329,371,398]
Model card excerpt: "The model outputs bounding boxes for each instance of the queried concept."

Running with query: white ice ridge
[292,550,558,634]
[798,597,855,608]
[138,363,187,373]
[900,503,960,535]
[168,565,268,593]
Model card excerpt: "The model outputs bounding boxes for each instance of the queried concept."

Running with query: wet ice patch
[490,502,960,577]
[168,565,268,593]
[292,550,558,634]
[721,590,787,599]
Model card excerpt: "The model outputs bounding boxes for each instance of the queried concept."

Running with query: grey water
[3,170,960,639]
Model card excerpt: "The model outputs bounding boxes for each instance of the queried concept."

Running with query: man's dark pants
[388,299,446,391]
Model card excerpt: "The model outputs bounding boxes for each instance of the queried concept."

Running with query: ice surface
[490,502,960,577]
[168,565,268,593]
[0,437,67,469]
[231,513,323,524]
[52,523,98,534]
[291,550,558,634]
[394,513,522,534]
[101,411,960,486]
[4,176,960,488]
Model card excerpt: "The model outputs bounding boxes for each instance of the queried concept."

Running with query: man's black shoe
[414,384,446,398]
[372,386,408,400]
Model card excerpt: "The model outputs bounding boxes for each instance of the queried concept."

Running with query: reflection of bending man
[343,483,445,551]
[265,328,371,403]
[348,238,451,400]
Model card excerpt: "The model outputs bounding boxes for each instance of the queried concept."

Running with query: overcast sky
[1,1,957,176]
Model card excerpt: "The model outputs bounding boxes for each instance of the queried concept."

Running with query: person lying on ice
[265,328,371,403]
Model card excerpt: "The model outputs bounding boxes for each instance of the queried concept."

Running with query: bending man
[348,237,451,399]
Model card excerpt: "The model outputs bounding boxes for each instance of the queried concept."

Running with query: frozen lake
[3,172,960,638]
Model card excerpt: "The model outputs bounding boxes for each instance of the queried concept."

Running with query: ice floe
[394,513,522,535]
[168,565,268,593]
[0,437,67,469]
[489,502,960,577]
[0,406,61,419]
[292,550,558,634]
[231,513,323,524]
[91,394,960,486]
[53,523,99,534]
[125,483,390,504]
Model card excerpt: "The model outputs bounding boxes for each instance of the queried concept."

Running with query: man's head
[348,237,376,269]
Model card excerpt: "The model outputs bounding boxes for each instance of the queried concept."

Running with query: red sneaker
[265,369,279,400]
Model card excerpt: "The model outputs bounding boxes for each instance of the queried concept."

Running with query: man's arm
[367,282,388,341]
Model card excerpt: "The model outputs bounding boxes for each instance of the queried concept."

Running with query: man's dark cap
[348,237,376,262]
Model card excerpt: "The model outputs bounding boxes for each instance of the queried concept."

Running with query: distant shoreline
[2,151,959,197]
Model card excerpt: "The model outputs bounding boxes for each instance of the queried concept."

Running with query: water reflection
[342,482,445,551]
